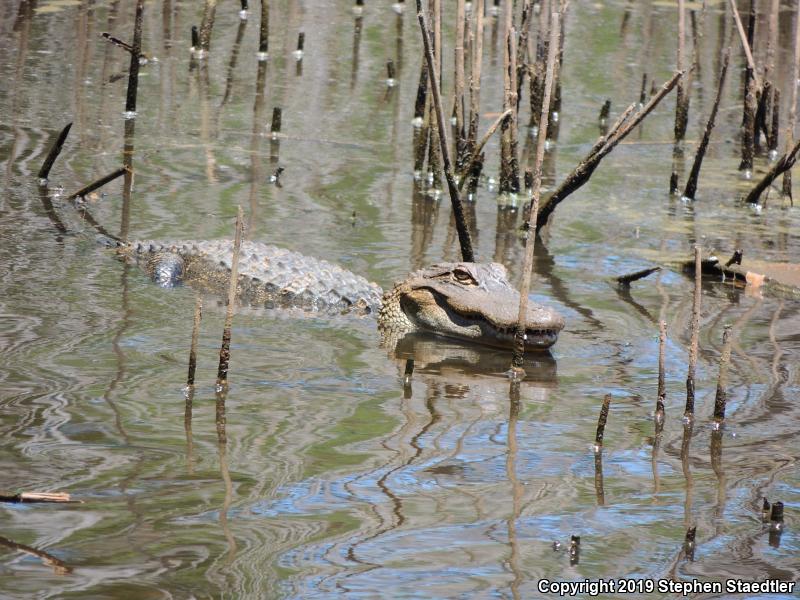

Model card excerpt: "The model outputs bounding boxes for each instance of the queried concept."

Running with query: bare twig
[415,0,474,262]
[258,0,269,55]
[684,46,730,200]
[187,296,203,386]
[67,167,128,200]
[198,0,218,53]
[729,0,761,91]
[657,320,666,419]
[674,0,688,141]
[511,8,559,370]
[744,138,800,204]
[685,245,701,418]
[536,71,684,231]
[125,0,144,113]
[37,123,72,180]
[0,536,73,575]
[0,491,77,503]
[616,266,661,286]
[216,207,245,387]
[594,394,612,451]
[712,325,733,423]
[783,1,800,199]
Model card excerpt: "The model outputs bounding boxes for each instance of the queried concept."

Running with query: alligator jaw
[399,286,563,350]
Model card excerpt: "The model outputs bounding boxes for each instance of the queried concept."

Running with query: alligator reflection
[340,333,557,579]
[391,332,557,384]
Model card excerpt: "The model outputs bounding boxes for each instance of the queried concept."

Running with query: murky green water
[1,0,798,597]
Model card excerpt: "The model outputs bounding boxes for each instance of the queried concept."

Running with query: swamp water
[0,0,798,597]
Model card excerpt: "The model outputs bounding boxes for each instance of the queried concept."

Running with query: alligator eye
[453,269,477,284]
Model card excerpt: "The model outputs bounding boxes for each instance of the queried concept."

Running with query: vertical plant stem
[674,0,688,142]
[712,325,733,423]
[740,77,757,171]
[765,0,779,83]
[783,1,800,199]
[259,0,269,54]
[467,0,485,153]
[415,0,474,262]
[594,394,612,451]
[454,0,466,164]
[125,0,144,113]
[187,295,203,386]
[729,0,761,89]
[685,245,701,418]
[216,206,245,387]
[511,8,559,369]
[198,0,218,53]
[657,319,666,418]
[683,46,730,200]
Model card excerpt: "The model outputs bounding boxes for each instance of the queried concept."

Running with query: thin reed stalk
[258,0,269,55]
[454,0,466,164]
[783,1,800,199]
[744,138,800,204]
[712,325,733,423]
[37,123,72,180]
[67,167,128,200]
[674,0,689,142]
[216,207,245,387]
[415,0,474,262]
[657,320,666,422]
[683,46,730,200]
[511,9,559,370]
[198,0,218,53]
[187,295,203,386]
[467,0,485,155]
[594,394,612,451]
[684,245,701,418]
[125,0,144,113]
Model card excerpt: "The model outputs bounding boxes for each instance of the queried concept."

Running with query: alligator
[114,238,565,350]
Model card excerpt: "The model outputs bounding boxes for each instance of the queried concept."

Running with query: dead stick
[454,0,466,159]
[674,0,687,142]
[685,245,701,418]
[101,32,146,58]
[536,71,683,231]
[511,8,559,370]
[467,0,485,151]
[37,122,72,180]
[729,0,761,91]
[0,536,73,575]
[616,266,660,286]
[415,0,474,262]
[594,394,612,451]
[712,325,733,423]
[657,320,666,417]
[198,0,219,53]
[125,0,144,114]
[217,207,245,386]
[744,138,800,204]
[0,491,76,503]
[258,0,269,55]
[782,0,800,199]
[684,46,730,200]
[187,295,203,386]
[67,167,128,200]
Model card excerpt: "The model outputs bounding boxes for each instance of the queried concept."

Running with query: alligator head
[378,262,564,350]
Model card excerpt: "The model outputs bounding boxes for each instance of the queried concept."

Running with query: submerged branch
[536,71,684,231]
